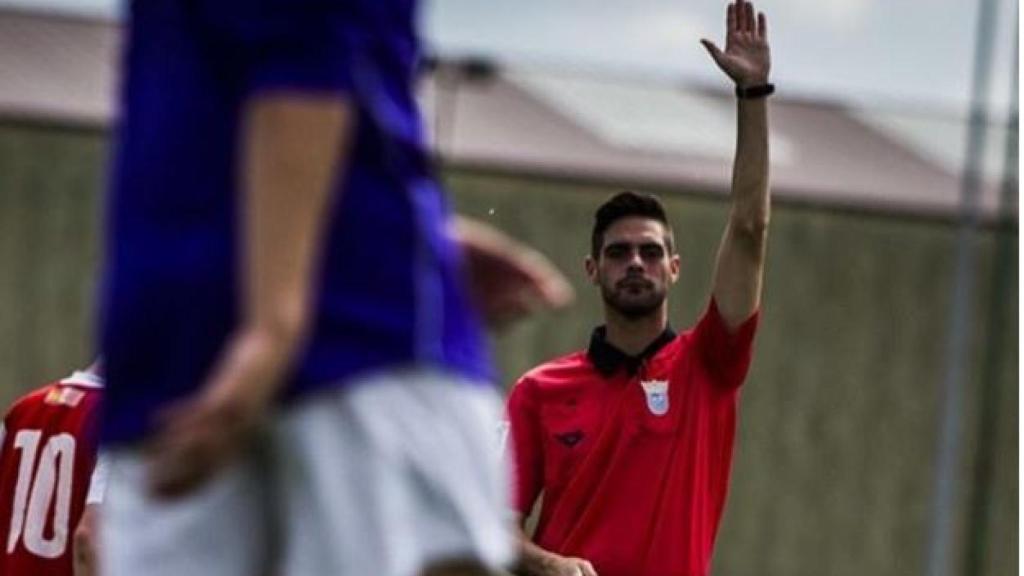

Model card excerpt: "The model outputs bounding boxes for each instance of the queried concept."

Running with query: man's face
[586,217,679,319]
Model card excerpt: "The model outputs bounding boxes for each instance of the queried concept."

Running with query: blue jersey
[99,0,492,444]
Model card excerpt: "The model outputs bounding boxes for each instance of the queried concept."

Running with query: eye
[640,244,665,260]
[604,244,629,259]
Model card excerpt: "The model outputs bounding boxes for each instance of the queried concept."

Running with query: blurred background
[0,1,1016,575]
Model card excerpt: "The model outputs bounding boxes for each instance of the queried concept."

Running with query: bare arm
[148,93,354,497]
[450,216,574,329]
[701,0,772,329]
[72,504,99,576]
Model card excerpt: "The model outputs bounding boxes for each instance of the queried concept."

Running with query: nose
[626,250,644,271]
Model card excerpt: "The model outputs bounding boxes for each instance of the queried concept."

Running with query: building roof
[0,9,117,126]
[0,8,1014,220]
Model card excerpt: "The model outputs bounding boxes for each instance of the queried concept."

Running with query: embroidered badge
[554,430,584,447]
[640,379,669,416]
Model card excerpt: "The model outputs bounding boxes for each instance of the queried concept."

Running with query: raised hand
[700,0,771,88]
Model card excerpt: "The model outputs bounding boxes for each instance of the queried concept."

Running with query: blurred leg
[277,371,514,576]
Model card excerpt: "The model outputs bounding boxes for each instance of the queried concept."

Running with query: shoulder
[7,374,103,422]
[8,382,58,412]
[649,329,693,363]
[516,350,591,390]
[508,350,591,408]
[508,351,589,421]
[3,381,59,423]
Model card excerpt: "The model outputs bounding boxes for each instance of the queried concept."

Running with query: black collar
[587,326,676,377]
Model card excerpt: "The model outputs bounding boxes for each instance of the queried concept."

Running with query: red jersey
[0,371,103,576]
[507,300,759,576]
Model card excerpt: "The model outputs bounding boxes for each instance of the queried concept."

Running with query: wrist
[207,327,292,415]
[735,82,774,99]
[736,73,770,89]
[534,549,566,575]
[521,545,567,576]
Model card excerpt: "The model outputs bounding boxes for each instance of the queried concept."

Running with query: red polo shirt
[507,300,759,576]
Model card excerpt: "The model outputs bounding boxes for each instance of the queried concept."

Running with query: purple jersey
[99,0,491,444]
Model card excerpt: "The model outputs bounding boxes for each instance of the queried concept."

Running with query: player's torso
[533,338,740,576]
[101,0,489,444]
[0,382,102,575]
[532,343,689,495]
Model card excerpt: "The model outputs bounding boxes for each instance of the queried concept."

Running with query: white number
[6,430,76,558]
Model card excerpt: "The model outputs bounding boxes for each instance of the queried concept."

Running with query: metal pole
[431,60,460,160]
[961,17,1018,576]
[924,0,1002,574]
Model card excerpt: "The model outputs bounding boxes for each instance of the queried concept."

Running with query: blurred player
[0,362,105,576]
[97,2,571,576]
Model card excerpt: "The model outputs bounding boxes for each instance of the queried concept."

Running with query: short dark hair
[591,191,674,257]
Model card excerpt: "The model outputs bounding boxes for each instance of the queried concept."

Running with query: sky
[2,0,1018,115]
[421,0,1018,115]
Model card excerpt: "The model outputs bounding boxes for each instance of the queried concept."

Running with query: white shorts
[101,370,514,576]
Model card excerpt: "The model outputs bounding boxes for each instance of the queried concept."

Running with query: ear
[584,255,599,285]
[668,253,681,284]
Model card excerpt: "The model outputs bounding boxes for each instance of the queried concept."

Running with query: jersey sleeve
[507,377,544,519]
[205,3,364,97]
[85,452,109,506]
[692,298,760,390]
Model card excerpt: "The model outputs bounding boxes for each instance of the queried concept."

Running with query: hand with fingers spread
[700,0,771,88]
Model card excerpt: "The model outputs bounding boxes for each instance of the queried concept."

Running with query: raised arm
[700,0,772,329]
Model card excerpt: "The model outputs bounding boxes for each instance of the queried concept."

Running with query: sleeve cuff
[697,298,760,389]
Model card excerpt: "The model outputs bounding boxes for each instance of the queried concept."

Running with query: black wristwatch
[735,83,775,99]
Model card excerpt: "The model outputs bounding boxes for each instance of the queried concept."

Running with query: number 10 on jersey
[6,430,76,558]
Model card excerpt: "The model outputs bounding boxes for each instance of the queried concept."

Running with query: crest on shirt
[640,379,669,416]
[554,430,584,447]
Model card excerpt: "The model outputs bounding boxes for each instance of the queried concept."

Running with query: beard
[600,275,667,319]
